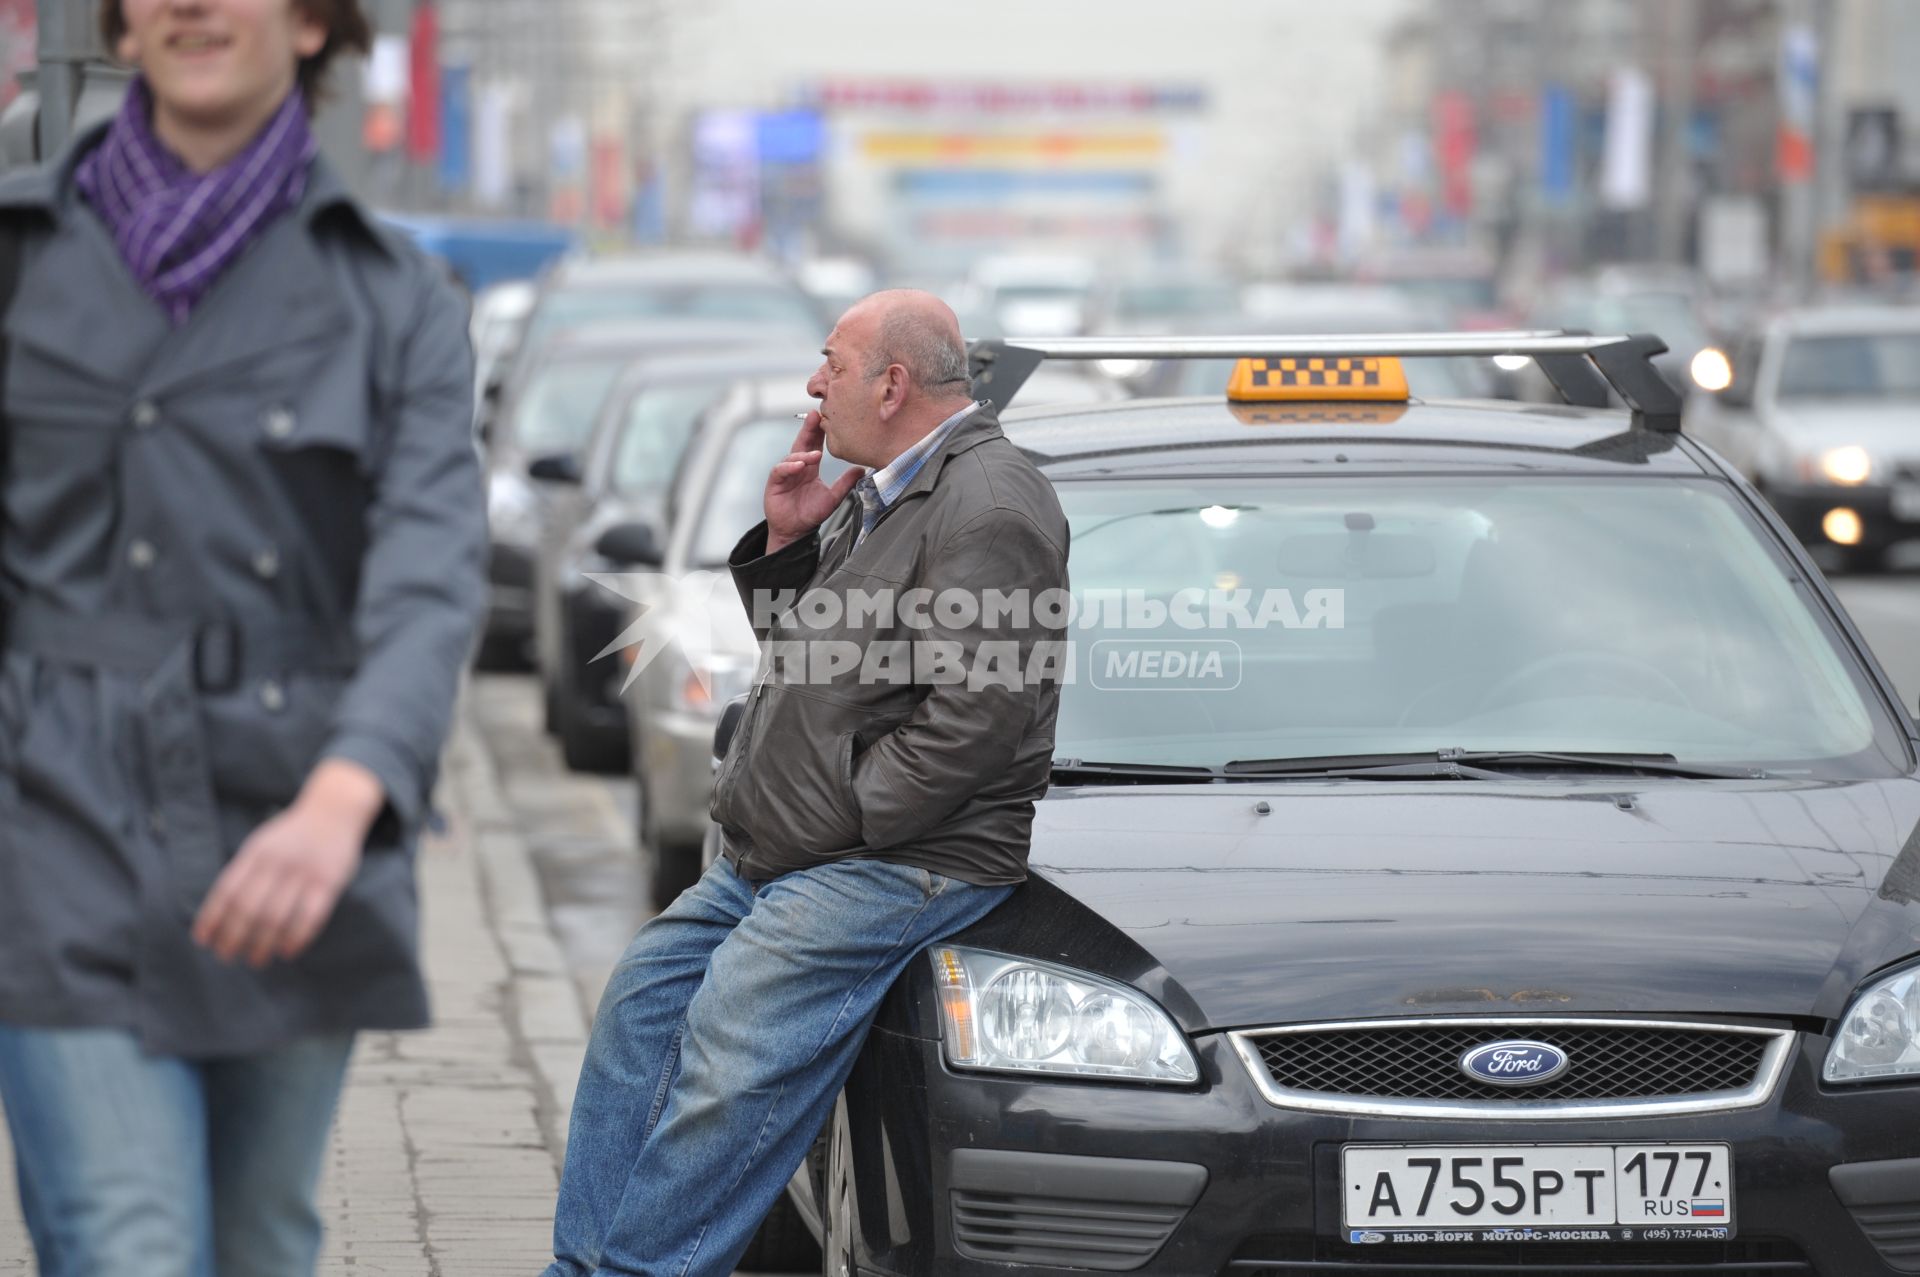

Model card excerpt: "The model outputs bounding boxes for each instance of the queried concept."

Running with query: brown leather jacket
[711,406,1069,886]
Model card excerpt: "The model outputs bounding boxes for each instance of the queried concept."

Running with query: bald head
[847,289,972,397]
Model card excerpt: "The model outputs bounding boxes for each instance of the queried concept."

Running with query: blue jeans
[545,856,1012,1277]
[0,1025,354,1277]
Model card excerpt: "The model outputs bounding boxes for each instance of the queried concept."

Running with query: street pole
[1809,0,1844,287]
[1655,0,1698,264]
[35,0,96,158]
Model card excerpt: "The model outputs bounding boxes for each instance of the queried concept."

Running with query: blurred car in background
[1121,294,1497,401]
[796,255,879,323]
[1354,246,1516,329]
[1687,304,1920,573]
[532,348,818,772]
[517,250,824,358]
[378,211,578,293]
[610,376,849,908]
[481,320,805,665]
[1088,266,1241,333]
[1531,266,1722,397]
[964,253,1098,337]
[469,279,537,414]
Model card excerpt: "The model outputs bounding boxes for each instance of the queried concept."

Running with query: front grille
[951,1189,1187,1271]
[1225,1233,1815,1274]
[1232,1018,1792,1117]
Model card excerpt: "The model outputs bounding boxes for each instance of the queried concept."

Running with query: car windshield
[510,355,629,455]
[1052,476,1903,777]
[1388,276,1497,314]
[527,284,818,345]
[995,285,1089,305]
[1116,282,1238,320]
[1593,293,1711,356]
[1777,333,1920,401]
[691,418,851,567]
[609,381,736,499]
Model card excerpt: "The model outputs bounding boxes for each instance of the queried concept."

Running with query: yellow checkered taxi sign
[1227,356,1410,403]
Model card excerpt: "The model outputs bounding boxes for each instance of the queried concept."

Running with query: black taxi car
[735,333,1920,1277]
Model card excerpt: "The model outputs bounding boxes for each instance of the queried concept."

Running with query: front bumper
[560,581,632,733]
[836,1025,1920,1275]
[1764,482,1920,553]
[487,540,537,639]
[637,707,720,849]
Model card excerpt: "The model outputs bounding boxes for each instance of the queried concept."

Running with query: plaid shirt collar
[852,401,984,546]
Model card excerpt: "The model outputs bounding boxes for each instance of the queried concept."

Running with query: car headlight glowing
[671,655,756,712]
[930,946,1199,1083]
[1825,964,1920,1082]
[1818,445,1873,486]
[1690,347,1734,392]
[1097,358,1147,379]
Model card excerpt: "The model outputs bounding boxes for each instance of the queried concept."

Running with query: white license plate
[1343,1144,1733,1235]
[1893,484,1920,522]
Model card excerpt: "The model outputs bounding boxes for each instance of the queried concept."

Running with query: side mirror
[713,694,748,760]
[527,452,582,484]
[594,521,663,567]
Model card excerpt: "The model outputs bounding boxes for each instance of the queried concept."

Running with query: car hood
[1767,401,1920,460]
[1008,778,1920,1031]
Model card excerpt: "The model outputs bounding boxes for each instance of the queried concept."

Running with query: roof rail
[966,331,1683,432]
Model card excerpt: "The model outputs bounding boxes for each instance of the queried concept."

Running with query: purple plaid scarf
[75,78,318,325]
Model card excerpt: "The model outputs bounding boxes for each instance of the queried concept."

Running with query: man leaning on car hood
[540,289,1071,1277]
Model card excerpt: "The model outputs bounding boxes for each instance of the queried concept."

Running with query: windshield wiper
[1224,749,1762,780]
[1222,751,1525,781]
[1050,760,1222,784]
[1442,749,1768,780]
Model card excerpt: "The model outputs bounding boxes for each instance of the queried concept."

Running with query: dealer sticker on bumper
[1343,1143,1733,1243]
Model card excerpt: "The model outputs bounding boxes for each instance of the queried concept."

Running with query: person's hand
[765,411,863,555]
[192,760,383,967]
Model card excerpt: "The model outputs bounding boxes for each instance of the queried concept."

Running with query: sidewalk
[0,694,593,1274]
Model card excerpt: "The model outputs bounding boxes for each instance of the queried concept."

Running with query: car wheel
[735,1183,823,1272]
[818,1095,856,1277]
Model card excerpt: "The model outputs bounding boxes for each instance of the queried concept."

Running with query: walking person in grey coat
[0,1,487,1273]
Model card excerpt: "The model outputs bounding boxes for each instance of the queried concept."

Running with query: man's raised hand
[765,411,863,554]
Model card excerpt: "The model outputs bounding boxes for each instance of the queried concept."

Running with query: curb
[444,692,590,1164]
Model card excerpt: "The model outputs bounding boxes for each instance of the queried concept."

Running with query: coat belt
[3,599,358,693]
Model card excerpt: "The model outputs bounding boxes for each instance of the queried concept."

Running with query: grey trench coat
[0,122,487,1057]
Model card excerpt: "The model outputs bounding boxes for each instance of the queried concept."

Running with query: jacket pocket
[201,672,346,811]
[721,688,872,857]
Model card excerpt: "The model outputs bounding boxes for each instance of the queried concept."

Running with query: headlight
[1825,964,1920,1082]
[488,471,541,547]
[669,654,756,712]
[1816,445,1873,486]
[1492,354,1532,373]
[1097,358,1147,379]
[929,946,1199,1083]
[1690,347,1734,392]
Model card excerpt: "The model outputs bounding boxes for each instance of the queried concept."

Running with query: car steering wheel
[1472,650,1694,714]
